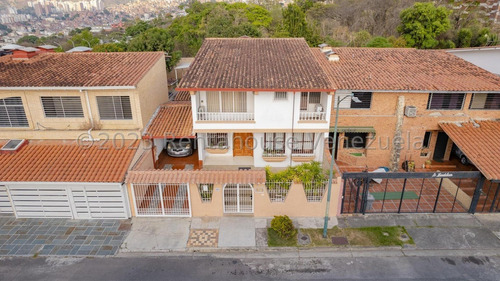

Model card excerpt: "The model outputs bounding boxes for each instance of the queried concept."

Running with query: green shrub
[265,161,329,185]
[271,215,296,239]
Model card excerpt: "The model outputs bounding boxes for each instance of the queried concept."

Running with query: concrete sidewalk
[120,214,500,254]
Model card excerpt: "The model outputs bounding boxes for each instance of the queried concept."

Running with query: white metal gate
[0,185,13,214]
[131,183,191,217]
[223,184,254,213]
[5,184,128,219]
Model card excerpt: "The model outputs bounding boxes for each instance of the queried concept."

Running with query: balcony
[299,111,327,121]
[197,112,254,122]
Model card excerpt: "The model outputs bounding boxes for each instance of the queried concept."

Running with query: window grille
[96,96,132,120]
[292,133,315,154]
[207,133,228,149]
[198,183,214,202]
[469,93,500,110]
[427,93,465,110]
[0,97,29,127]
[264,133,285,156]
[41,96,84,118]
[274,92,287,101]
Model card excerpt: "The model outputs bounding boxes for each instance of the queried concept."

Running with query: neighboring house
[175,38,334,168]
[0,47,169,219]
[312,46,500,170]
[447,46,500,76]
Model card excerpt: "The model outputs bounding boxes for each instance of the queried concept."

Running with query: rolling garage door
[7,184,129,219]
[0,185,13,214]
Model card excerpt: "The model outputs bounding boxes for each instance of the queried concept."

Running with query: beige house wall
[333,92,500,168]
[0,56,168,140]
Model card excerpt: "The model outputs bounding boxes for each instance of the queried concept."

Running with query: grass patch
[350,152,364,157]
[300,226,414,247]
[267,228,298,247]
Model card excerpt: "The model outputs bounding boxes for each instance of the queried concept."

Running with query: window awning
[330,126,376,134]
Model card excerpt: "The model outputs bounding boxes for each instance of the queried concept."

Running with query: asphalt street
[0,254,499,281]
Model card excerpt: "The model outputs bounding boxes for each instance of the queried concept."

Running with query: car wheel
[460,156,468,165]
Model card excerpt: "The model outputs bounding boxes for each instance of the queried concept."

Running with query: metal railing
[197,112,254,121]
[266,181,292,202]
[299,111,327,121]
[263,149,286,158]
[131,183,191,217]
[303,181,327,202]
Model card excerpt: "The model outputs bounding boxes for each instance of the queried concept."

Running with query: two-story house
[312,46,500,171]
[176,38,335,168]
[0,48,169,219]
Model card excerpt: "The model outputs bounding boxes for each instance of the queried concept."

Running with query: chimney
[318,43,339,62]
[37,45,57,53]
[12,47,39,60]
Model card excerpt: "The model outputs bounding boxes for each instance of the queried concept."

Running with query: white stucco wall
[448,48,500,76]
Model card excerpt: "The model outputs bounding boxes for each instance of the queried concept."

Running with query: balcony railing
[299,111,327,121]
[197,112,254,121]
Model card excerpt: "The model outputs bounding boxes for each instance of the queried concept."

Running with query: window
[274,92,287,101]
[427,93,465,110]
[422,132,432,148]
[0,97,29,127]
[469,93,500,110]
[264,133,285,155]
[300,92,321,110]
[343,133,367,149]
[206,91,247,112]
[198,183,214,202]
[41,96,84,118]
[292,133,315,154]
[96,96,132,120]
[336,92,372,109]
[207,133,228,149]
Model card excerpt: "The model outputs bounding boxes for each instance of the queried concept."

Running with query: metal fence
[265,181,292,202]
[303,181,327,202]
[341,171,483,214]
[131,183,191,217]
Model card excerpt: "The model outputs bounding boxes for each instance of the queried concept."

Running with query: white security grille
[0,97,29,127]
[266,182,291,202]
[198,183,214,202]
[303,182,327,202]
[274,92,287,101]
[132,183,191,217]
[223,184,253,213]
[96,96,133,120]
[41,96,84,118]
[207,133,228,149]
[0,185,13,214]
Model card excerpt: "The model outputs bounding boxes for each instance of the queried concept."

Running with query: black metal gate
[473,181,500,213]
[341,171,485,214]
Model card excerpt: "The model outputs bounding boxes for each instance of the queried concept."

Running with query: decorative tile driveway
[0,216,131,256]
[187,229,218,247]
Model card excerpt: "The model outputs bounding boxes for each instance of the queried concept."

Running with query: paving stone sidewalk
[0,216,131,256]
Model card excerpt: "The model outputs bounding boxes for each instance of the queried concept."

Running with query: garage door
[7,185,129,219]
[0,185,13,214]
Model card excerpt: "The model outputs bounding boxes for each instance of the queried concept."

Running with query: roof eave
[176,87,336,92]
[0,86,137,90]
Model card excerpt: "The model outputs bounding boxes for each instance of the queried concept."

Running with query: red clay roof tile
[144,102,194,138]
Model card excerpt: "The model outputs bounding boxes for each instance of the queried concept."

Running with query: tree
[93,43,125,52]
[473,27,498,46]
[17,35,40,45]
[128,28,181,71]
[457,28,472,48]
[69,30,100,47]
[282,4,308,38]
[351,30,372,47]
[125,20,152,37]
[388,36,407,48]
[366,36,393,47]
[398,2,451,49]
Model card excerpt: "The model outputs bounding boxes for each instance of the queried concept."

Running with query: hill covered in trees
[22,0,500,70]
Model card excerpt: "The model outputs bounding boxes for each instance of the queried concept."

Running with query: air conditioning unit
[315,104,324,112]
[405,106,417,117]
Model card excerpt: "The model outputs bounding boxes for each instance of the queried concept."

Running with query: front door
[233,133,254,156]
[223,184,253,213]
[433,132,449,161]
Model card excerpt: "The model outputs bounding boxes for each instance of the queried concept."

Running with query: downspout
[81,89,95,141]
[290,91,296,167]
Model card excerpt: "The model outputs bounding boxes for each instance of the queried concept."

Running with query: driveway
[0,216,131,256]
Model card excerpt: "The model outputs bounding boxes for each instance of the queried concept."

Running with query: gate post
[469,175,485,214]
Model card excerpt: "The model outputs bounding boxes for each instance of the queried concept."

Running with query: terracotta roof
[174,91,191,101]
[178,38,334,91]
[144,101,194,138]
[126,170,266,184]
[0,52,164,88]
[312,47,500,92]
[440,120,500,180]
[0,140,138,183]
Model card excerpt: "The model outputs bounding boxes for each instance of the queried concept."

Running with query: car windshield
[168,139,191,148]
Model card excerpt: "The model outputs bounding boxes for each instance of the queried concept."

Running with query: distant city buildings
[28,0,104,16]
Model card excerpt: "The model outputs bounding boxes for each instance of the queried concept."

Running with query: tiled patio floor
[0,216,131,256]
